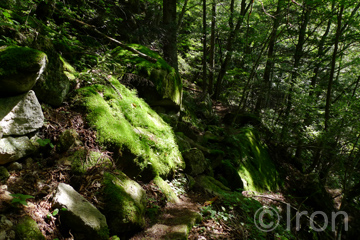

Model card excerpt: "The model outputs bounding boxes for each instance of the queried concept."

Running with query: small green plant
[37,138,54,148]
[10,193,34,206]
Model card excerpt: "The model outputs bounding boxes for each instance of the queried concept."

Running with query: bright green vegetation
[112,44,182,106]
[227,127,281,192]
[76,75,185,180]
[0,46,47,76]
[153,175,180,203]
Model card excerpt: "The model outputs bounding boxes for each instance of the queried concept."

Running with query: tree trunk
[163,0,178,70]
[208,0,216,95]
[255,0,285,113]
[324,4,343,131]
[202,0,207,94]
[214,0,250,100]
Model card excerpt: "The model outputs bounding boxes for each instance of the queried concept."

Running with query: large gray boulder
[0,90,44,136]
[103,171,147,234]
[0,46,47,97]
[53,183,109,240]
[0,135,39,165]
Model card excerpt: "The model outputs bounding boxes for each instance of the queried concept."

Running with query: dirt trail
[131,196,202,240]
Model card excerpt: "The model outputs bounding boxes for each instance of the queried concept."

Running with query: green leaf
[52,208,59,216]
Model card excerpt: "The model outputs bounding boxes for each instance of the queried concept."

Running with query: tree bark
[208,0,216,95]
[324,4,343,131]
[255,0,285,113]
[213,0,251,100]
[163,0,178,70]
[202,0,207,94]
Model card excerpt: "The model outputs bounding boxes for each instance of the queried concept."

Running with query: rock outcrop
[53,183,109,240]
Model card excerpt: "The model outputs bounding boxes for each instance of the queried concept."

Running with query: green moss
[111,44,182,106]
[69,148,112,174]
[76,76,184,179]
[15,216,46,240]
[228,128,281,192]
[153,176,180,203]
[0,46,47,76]
[60,55,76,80]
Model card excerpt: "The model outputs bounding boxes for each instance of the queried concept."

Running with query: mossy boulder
[75,77,184,181]
[112,44,182,110]
[225,127,281,192]
[0,46,47,97]
[64,147,112,175]
[194,175,232,198]
[31,36,70,106]
[182,149,208,176]
[214,160,243,191]
[175,134,191,152]
[103,171,147,234]
[14,215,45,240]
[57,129,81,153]
[0,166,10,182]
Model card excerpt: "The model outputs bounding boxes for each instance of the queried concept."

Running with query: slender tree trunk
[255,0,285,113]
[177,0,189,31]
[281,2,310,138]
[324,4,344,131]
[214,0,250,100]
[306,2,344,174]
[208,0,216,95]
[163,0,178,70]
[202,0,207,93]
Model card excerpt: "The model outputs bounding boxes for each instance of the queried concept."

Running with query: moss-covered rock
[0,166,9,182]
[0,46,47,97]
[214,160,243,191]
[65,147,112,175]
[112,44,182,110]
[75,77,184,181]
[103,171,147,234]
[225,127,281,192]
[57,129,81,153]
[182,149,208,176]
[14,215,45,240]
[153,176,180,203]
[195,175,232,198]
[31,36,70,106]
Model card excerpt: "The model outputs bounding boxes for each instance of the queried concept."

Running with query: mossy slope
[76,76,184,180]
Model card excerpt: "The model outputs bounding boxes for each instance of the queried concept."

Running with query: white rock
[0,135,39,165]
[53,183,108,240]
[0,90,44,136]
